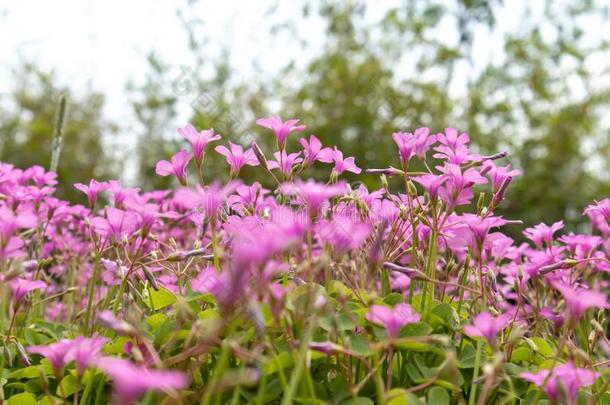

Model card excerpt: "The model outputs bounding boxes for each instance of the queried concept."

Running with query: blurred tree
[271,0,610,232]
[131,0,610,233]
[0,63,119,202]
[127,53,179,190]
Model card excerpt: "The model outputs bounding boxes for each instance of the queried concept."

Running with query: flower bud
[250,141,268,170]
[477,192,486,213]
[380,174,389,190]
[98,310,137,336]
[14,341,31,366]
[407,181,418,196]
[142,266,159,290]
[482,151,508,161]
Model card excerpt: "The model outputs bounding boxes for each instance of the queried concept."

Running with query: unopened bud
[142,266,159,290]
[591,319,604,334]
[407,181,418,196]
[97,310,137,336]
[384,262,426,280]
[14,341,31,366]
[492,176,512,206]
[477,192,486,212]
[21,260,38,273]
[482,151,508,161]
[366,167,404,177]
[380,174,389,190]
[250,141,268,170]
[308,341,344,355]
[487,271,498,293]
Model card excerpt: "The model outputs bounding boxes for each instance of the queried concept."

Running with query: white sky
[0,0,517,122]
[0,0,608,181]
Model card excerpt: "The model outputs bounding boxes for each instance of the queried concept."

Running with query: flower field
[0,117,609,404]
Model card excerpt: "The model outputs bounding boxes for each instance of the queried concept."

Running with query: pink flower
[433,128,480,164]
[332,147,361,175]
[65,336,107,375]
[553,283,609,322]
[481,161,521,192]
[317,218,370,254]
[268,150,303,176]
[584,198,610,222]
[227,182,268,214]
[280,180,346,217]
[256,115,306,150]
[448,214,510,258]
[584,199,610,235]
[24,165,58,187]
[177,124,221,165]
[300,135,334,164]
[412,174,447,201]
[0,207,37,260]
[107,180,140,209]
[215,142,259,177]
[438,164,487,207]
[175,182,237,222]
[392,128,436,167]
[523,221,564,248]
[463,311,512,347]
[28,339,74,373]
[155,149,192,186]
[90,207,138,241]
[74,179,108,207]
[9,278,46,303]
[97,357,188,405]
[191,266,227,299]
[366,303,421,338]
[521,363,598,404]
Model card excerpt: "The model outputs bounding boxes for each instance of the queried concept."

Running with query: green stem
[112,273,128,316]
[211,223,221,272]
[372,352,387,405]
[280,319,315,405]
[79,371,95,405]
[468,339,483,405]
[84,252,101,335]
[423,231,438,314]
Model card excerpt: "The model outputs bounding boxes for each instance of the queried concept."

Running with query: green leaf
[510,346,532,363]
[144,285,177,310]
[264,351,294,375]
[7,392,37,405]
[530,337,554,357]
[430,303,460,330]
[7,364,52,380]
[344,331,372,356]
[145,312,168,330]
[383,293,404,306]
[330,375,351,403]
[186,293,216,304]
[387,388,424,405]
[427,387,450,405]
[319,310,358,332]
[340,398,374,405]
[103,336,129,355]
[458,342,488,369]
[327,280,355,299]
[56,374,79,398]
[399,322,432,337]
[39,397,63,405]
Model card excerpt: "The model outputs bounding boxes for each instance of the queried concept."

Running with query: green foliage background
[1,0,609,232]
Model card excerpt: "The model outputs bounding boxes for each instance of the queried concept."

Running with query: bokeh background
[1,0,609,236]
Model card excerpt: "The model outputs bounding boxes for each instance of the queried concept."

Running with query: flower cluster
[0,117,608,404]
